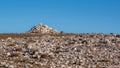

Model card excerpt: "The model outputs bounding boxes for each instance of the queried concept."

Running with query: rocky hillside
[0,24,120,68]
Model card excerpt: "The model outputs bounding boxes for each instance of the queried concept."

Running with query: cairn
[28,24,59,34]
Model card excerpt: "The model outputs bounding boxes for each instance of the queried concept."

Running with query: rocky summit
[0,25,120,68]
[28,24,59,34]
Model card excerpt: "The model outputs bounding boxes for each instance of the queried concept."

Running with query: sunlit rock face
[28,24,59,34]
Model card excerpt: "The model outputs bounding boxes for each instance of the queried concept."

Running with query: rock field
[0,24,120,68]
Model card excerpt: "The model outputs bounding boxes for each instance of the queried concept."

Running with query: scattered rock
[0,25,120,68]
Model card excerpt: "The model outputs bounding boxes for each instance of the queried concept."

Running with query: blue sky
[0,0,120,33]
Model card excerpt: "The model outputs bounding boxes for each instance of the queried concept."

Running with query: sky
[0,0,120,33]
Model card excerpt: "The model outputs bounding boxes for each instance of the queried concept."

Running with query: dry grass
[0,33,119,40]
[8,53,20,57]
[0,33,77,40]
[0,33,42,39]
[14,47,23,51]
[7,44,16,46]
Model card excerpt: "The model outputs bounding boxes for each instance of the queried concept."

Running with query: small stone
[7,52,11,57]
[9,65,14,68]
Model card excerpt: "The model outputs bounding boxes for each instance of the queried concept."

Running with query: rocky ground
[0,24,120,68]
[0,33,120,68]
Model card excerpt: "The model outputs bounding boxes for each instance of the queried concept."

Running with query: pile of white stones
[28,24,59,34]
